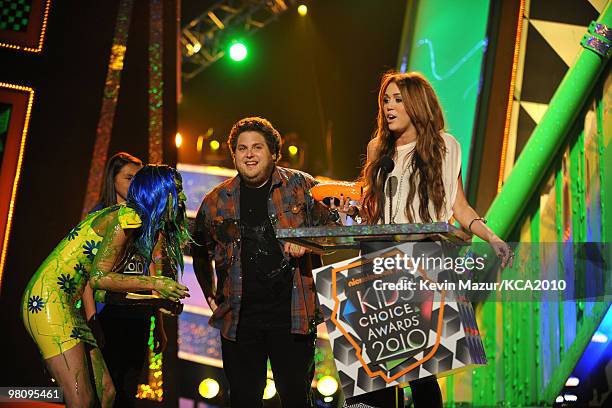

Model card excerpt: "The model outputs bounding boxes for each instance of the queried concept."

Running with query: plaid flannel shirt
[192,166,338,341]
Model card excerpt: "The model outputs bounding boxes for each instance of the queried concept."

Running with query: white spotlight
[565,377,579,387]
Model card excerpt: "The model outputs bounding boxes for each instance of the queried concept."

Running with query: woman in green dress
[21,164,190,408]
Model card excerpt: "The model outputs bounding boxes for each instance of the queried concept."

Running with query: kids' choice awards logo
[345,264,433,365]
[314,241,487,398]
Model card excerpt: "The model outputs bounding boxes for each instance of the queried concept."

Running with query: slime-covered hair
[126,164,190,274]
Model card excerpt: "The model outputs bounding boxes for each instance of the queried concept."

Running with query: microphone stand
[377,155,395,224]
[377,168,390,224]
[387,176,392,224]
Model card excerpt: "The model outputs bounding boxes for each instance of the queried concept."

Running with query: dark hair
[361,71,447,224]
[227,117,282,162]
[98,152,143,208]
[127,165,190,274]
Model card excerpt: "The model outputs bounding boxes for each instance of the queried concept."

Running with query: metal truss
[181,0,296,80]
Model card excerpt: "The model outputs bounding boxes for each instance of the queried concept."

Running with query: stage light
[591,331,608,343]
[262,379,276,399]
[183,29,202,56]
[198,378,220,399]
[175,132,183,148]
[278,132,307,169]
[210,140,220,151]
[555,396,564,403]
[316,375,338,397]
[288,145,299,156]
[197,135,204,152]
[563,394,578,402]
[185,41,201,56]
[207,11,225,30]
[324,396,333,403]
[229,42,247,62]
[298,5,308,16]
[565,377,579,386]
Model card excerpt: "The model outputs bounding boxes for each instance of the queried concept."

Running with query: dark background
[0,0,406,396]
[179,0,407,180]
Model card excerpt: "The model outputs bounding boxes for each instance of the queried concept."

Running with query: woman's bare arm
[452,174,513,267]
[88,219,188,300]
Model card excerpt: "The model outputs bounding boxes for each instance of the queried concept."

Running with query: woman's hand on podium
[489,236,514,269]
[329,193,362,224]
[329,193,359,216]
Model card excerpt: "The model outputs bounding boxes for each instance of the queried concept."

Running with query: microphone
[379,155,395,173]
[378,155,395,224]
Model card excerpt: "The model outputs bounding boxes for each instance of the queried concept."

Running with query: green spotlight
[229,42,247,62]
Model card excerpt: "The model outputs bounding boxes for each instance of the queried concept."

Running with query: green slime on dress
[21,204,142,359]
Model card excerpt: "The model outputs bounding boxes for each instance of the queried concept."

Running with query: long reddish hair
[361,71,447,224]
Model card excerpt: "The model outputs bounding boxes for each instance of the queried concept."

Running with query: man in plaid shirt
[192,117,340,407]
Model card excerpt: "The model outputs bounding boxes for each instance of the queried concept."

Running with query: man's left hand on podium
[284,242,310,258]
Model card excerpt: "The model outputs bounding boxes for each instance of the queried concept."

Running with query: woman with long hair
[95,152,143,210]
[358,71,512,406]
[21,165,190,408]
[361,71,511,256]
[87,152,160,407]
